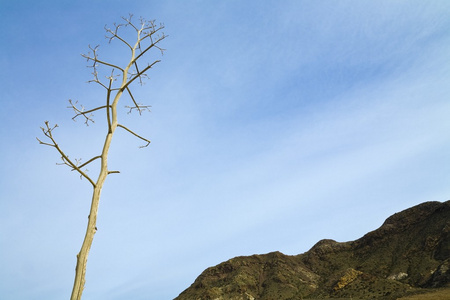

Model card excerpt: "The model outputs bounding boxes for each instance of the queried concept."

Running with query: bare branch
[36,137,55,147]
[125,104,151,115]
[82,54,125,73]
[126,86,139,112]
[58,157,91,180]
[74,156,102,170]
[106,73,114,133]
[87,79,109,90]
[68,100,94,125]
[68,100,111,125]
[121,14,139,31]
[133,62,145,85]
[105,24,133,50]
[127,63,149,87]
[82,45,124,73]
[37,121,96,187]
[125,87,151,115]
[135,29,167,62]
[123,60,160,90]
[117,124,151,148]
[108,170,120,174]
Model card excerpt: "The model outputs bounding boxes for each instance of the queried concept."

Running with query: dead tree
[37,15,166,300]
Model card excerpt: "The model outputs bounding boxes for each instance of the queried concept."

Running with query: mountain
[175,200,450,299]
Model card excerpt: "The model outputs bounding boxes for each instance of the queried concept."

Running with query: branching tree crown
[37,15,166,300]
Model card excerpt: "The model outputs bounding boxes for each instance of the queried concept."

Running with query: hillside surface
[175,200,450,299]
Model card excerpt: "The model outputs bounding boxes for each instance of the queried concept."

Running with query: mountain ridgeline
[175,201,450,299]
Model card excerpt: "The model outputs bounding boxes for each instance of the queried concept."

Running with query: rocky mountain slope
[175,200,450,299]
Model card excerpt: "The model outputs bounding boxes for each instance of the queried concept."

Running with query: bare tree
[37,15,166,300]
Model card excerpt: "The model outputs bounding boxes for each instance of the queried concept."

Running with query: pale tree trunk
[70,135,112,300]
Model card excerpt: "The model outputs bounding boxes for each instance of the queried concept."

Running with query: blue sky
[1,1,450,299]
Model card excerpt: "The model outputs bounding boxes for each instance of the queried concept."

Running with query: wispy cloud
[1,1,449,299]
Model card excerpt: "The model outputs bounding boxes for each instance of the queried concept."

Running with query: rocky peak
[175,201,450,299]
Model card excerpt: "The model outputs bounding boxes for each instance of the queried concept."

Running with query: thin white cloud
[1,1,450,300]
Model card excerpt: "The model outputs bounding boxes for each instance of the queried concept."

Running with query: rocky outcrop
[176,200,450,299]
